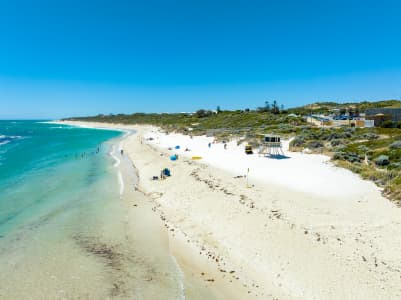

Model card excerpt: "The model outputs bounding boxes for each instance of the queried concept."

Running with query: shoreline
[109,125,254,298]
[59,120,401,299]
[111,133,186,299]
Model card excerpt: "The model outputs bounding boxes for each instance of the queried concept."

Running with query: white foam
[109,145,124,196]
[170,255,186,300]
[0,135,23,146]
[117,170,124,196]
[53,121,127,133]
[110,147,121,168]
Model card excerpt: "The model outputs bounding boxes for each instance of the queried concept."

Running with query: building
[365,108,401,126]
[306,115,374,128]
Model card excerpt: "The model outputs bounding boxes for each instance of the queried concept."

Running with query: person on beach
[224,143,227,150]
[208,142,211,148]
[120,149,124,155]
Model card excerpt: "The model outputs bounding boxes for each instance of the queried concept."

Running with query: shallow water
[0,121,185,298]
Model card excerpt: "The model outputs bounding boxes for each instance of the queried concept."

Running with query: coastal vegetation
[66,99,401,204]
[287,99,401,115]
[289,126,401,203]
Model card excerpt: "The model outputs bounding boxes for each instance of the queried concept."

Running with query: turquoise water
[0,121,121,237]
[0,121,187,299]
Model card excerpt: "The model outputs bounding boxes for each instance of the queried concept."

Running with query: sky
[1,0,401,119]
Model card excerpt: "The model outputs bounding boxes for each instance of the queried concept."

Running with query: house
[365,108,401,126]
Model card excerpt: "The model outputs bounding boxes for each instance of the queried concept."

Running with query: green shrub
[375,155,390,166]
[330,139,343,146]
[361,133,379,140]
[333,151,361,163]
[382,120,395,128]
[307,141,324,149]
[390,141,401,149]
[290,137,305,147]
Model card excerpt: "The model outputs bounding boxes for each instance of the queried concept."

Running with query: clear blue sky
[1,0,401,119]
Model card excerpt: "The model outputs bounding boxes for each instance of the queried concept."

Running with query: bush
[382,120,395,128]
[390,141,401,149]
[307,141,324,149]
[290,137,305,147]
[330,139,343,146]
[195,109,213,118]
[361,133,379,140]
[390,162,401,169]
[333,151,362,163]
[357,145,370,153]
[375,155,390,166]
[332,152,346,160]
[333,151,361,163]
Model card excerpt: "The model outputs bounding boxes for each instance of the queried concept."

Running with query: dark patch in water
[73,234,123,270]
[0,205,57,231]
[0,213,20,227]
[85,158,101,186]
[71,233,172,298]
[72,234,128,297]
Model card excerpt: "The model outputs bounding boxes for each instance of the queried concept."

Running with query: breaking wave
[0,135,23,146]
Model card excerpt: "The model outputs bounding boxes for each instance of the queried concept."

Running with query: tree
[265,101,270,111]
[257,100,272,112]
[271,100,280,114]
[195,109,213,118]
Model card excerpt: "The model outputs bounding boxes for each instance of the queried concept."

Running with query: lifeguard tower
[259,135,284,157]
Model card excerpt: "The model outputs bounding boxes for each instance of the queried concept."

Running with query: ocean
[0,121,122,237]
[0,121,186,299]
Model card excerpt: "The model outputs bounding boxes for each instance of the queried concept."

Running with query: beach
[61,121,401,299]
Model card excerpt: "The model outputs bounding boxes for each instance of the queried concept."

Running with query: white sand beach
[61,121,401,299]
